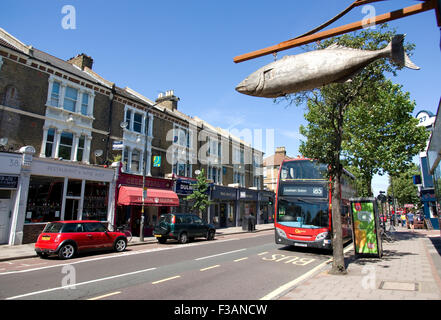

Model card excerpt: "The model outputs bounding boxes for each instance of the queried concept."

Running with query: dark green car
[153,213,216,244]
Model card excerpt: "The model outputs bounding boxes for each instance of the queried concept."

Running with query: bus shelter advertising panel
[350,198,382,258]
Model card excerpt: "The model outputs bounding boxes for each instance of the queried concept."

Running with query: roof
[0,28,111,89]
[263,152,293,167]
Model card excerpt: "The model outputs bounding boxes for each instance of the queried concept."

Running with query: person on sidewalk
[401,212,407,227]
[407,211,415,232]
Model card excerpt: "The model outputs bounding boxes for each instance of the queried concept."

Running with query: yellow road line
[200,265,220,272]
[152,275,181,284]
[234,257,249,262]
[88,291,121,300]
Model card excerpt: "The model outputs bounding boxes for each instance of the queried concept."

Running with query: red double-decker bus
[274,158,356,250]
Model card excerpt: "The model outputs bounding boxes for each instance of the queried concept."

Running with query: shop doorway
[64,199,80,221]
[219,203,227,228]
[0,198,11,244]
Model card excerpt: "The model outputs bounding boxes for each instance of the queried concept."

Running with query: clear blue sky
[1,0,440,195]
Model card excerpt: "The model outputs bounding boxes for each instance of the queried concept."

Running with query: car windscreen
[277,198,329,228]
[43,222,64,233]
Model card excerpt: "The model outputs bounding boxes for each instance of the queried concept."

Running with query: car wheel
[58,243,76,260]
[157,237,167,244]
[114,238,127,252]
[206,229,215,241]
[179,232,188,244]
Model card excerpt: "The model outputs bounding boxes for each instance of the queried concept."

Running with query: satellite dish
[94,149,103,157]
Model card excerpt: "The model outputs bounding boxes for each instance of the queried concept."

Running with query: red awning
[118,186,179,207]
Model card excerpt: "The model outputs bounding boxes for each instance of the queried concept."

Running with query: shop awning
[118,186,179,207]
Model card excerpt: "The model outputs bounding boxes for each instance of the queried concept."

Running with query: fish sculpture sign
[235,35,419,98]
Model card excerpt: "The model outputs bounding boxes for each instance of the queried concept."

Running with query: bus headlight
[315,232,329,241]
[276,227,287,239]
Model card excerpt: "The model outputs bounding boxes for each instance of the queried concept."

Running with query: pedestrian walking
[407,211,415,232]
[401,212,407,227]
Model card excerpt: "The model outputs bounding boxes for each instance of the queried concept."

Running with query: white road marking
[6,267,157,300]
[194,249,247,261]
[0,237,241,276]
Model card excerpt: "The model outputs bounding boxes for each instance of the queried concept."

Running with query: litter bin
[242,216,249,231]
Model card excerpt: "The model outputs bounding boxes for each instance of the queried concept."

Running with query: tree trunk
[330,172,347,274]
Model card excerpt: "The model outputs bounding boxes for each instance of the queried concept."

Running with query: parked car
[35,220,128,260]
[153,213,216,244]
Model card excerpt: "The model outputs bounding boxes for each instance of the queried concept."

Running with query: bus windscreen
[277,198,329,229]
[280,160,327,180]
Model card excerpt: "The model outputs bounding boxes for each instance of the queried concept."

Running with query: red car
[35,220,127,259]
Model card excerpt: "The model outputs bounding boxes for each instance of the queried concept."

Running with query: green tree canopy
[291,25,425,274]
[388,164,421,208]
[185,169,212,217]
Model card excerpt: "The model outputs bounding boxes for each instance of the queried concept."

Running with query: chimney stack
[275,147,286,156]
[155,90,179,111]
[67,53,93,70]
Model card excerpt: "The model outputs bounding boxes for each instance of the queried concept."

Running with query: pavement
[1,223,441,300]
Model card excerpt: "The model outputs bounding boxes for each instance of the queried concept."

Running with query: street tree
[343,80,428,196]
[288,25,421,274]
[185,169,212,218]
[388,164,421,208]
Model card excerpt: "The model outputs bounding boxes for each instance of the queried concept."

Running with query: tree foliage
[185,169,212,217]
[388,164,421,208]
[289,25,426,274]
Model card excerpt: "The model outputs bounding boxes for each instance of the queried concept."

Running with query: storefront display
[82,181,109,221]
[210,185,238,228]
[25,176,64,224]
[114,170,178,236]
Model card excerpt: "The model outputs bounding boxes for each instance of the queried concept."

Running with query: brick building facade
[0,28,270,244]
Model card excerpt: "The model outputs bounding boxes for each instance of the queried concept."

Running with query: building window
[59,131,73,160]
[125,109,132,130]
[50,82,61,107]
[173,125,190,148]
[45,128,55,158]
[208,165,222,184]
[123,147,129,172]
[77,135,85,161]
[133,113,143,133]
[173,149,192,177]
[25,176,64,224]
[131,149,141,173]
[81,93,89,116]
[234,171,245,187]
[124,107,146,134]
[63,87,78,112]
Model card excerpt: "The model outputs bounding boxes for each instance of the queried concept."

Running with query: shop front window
[25,176,64,224]
[67,179,82,197]
[83,181,109,221]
